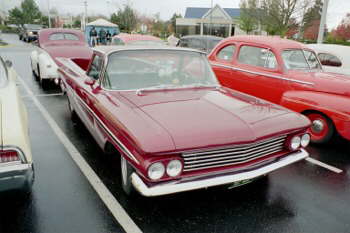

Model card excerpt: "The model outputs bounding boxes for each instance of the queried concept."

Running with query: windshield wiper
[136,84,179,95]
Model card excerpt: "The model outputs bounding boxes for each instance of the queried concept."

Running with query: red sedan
[58,46,310,196]
[209,36,350,144]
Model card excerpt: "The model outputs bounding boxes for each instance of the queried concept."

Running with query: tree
[8,0,42,26]
[259,0,309,36]
[331,13,350,41]
[169,13,182,33]
[301,0,322,39]
[238,0,259,34]
[304,19,320,40]
[8,7,24,26]
[110,4,138,33]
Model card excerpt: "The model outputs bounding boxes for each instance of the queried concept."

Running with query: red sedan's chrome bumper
[131,149,308,197]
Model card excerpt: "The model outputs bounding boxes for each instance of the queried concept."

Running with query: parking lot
[1,33,350,233]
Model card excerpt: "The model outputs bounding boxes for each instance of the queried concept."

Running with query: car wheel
[36,64,40,81]
[40,78,49,90]
[121,156,135,195]
[67,95,79,123]
[31,61,38,80]
[305,112,334,144]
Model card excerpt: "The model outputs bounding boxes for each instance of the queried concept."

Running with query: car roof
[223,35,308,50]
[181,35,223,40]
[112,33,162,42]
[93,45,206,55]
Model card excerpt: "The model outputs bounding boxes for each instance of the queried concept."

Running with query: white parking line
[17,76,143,233]
[305,157,343,174]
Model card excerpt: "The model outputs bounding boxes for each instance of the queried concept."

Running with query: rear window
[112,38,125,45]
[318,53,342,67]
[49,33,79,41]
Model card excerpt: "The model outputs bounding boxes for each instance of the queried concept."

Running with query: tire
[36,64,40,81]
[31,61,38,80]
[67,95,79,123]
[40,78,49,90]
[305,112,335,144]
[121,156,135,195]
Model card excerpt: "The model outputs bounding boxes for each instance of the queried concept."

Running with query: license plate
[228,179,253,189]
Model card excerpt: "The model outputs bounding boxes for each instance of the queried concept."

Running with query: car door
[75,53,104,136]
[230,44,288,104]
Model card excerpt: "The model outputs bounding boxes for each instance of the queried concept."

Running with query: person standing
[99,28,107,45]
[89,26,97,47]
[106,30,112,45]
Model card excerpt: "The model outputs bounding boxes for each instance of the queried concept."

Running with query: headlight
[301,134,310,147]
[166,160,182,177]
[148,162,165,180]
[290,136,301,150]
[28,31,33,35]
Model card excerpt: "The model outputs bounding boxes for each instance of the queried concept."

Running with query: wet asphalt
[0,33,350,233]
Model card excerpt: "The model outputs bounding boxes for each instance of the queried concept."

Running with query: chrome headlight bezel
[166,160,183,177]
[301,134,311,147]
[290,136,301,150]
[147,162,165,180]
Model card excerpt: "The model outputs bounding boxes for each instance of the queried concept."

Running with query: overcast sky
[2,0,350,29]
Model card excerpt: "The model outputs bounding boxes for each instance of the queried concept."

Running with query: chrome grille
[182,135,287,172]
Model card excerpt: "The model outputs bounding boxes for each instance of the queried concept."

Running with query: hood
[288,70,350,97]
[118,88,309,151]
[42,45,93,64]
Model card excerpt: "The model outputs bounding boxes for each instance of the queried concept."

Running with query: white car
[30,29,92,90]
[0,57,34,193]
[307,44,350,76]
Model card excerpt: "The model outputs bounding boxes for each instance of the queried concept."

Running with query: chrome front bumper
[0,163,34,192]
[131,149,308,197]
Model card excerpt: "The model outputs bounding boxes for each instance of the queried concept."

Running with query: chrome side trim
[67,85,139,164]
[131,149,308,197]
[211,63,314,86]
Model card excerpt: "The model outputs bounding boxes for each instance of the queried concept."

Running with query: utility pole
[84,1,88,30]
[209,0,213,35]
[47,0,51,28]
[317,0,329,44]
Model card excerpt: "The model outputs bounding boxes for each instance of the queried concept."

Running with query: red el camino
[209,36,350,144]
[57,46,310,196]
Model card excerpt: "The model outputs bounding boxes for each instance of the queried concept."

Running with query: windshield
[49,33,80,41]
[25,24,42,30]
[103,50,218,90]
[208,39,222,51]
[282,49,322,70]
[127,40,165,46]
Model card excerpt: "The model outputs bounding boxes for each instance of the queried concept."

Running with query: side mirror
[5,60,12,68]
[84,78,96,86]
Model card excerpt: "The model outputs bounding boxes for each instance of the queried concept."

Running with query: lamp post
[317,0,329,44]
[47,0,51,28]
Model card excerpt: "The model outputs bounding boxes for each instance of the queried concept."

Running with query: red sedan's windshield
[103,50,218,90]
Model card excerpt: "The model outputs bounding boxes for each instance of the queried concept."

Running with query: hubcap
[121,157,127,185]
[311,120,324,133]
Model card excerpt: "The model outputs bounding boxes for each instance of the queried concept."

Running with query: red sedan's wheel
[305,113,334,144]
